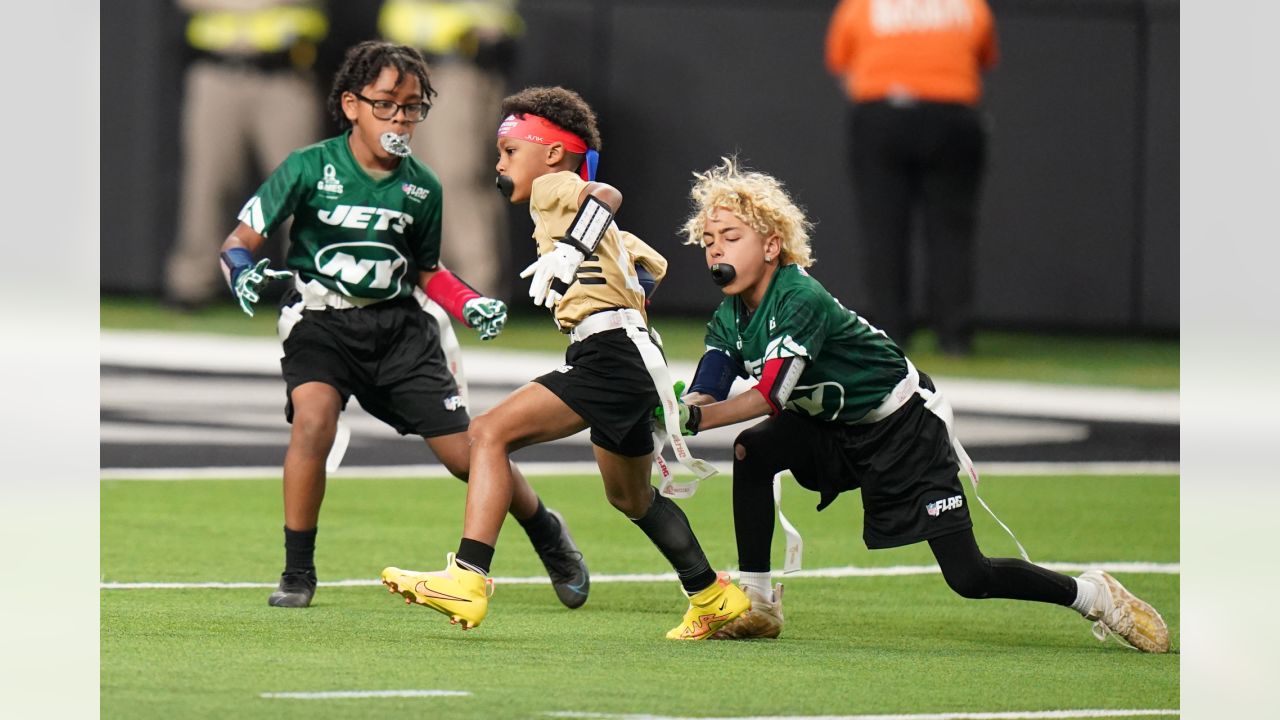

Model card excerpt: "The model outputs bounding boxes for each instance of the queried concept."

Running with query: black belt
[191,48,304,73]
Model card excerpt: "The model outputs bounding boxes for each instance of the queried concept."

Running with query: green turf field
[101,472,1179,719]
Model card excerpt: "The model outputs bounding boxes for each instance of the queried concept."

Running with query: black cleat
[535,509,589,609]
[267,570,317,608]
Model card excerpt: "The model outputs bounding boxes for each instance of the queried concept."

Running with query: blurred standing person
[379,0,524,297]
[164,0,329,309]
[826,0,997,356]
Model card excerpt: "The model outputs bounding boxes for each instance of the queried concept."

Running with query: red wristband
[424,269,481,324]
[753,356,804,415]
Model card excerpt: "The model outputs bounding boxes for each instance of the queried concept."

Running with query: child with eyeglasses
[217,41,589,611]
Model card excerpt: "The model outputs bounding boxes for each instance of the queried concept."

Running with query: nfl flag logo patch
[926,495,964,517]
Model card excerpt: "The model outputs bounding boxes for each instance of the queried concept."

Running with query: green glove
[654,380,697,436]
[462,297,508,341]
[233,258,293,317]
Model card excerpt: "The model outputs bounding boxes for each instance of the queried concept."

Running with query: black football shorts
[534,328,659,457]
[767,377,973,549]
[280,295,470,438]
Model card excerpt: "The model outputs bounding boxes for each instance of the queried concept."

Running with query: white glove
[519,241,585,309]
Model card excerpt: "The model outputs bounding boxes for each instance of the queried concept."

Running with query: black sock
[456,537,495,576]
[631,488,717,594]
[283,526,317,575]
[516,499,561,549]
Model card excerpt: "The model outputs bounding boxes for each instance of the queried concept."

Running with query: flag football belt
[569,309,719,494]
[279,277,379,343]
[915,377,1030,562]
[847,358,1030,562]
[567,307,646,343]
[853,358,921,425]
[273,283,471,478]
[773,358,1030,573]
[413,287,470,409]
[295,277,383,310]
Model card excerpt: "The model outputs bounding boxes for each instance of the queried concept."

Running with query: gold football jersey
[528,172,668,330]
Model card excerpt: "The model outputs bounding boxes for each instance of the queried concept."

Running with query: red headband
[498,113,596,181]
[497,113,588,153]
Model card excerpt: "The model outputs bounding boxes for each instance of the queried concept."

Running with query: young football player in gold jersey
[380,87,749,639]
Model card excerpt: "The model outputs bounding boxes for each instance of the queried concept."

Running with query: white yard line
[99,461,1180,481]
[260,689,470,700]
[100,561,1179,590]
[250,695,1176,717]
[543,710,1178,720]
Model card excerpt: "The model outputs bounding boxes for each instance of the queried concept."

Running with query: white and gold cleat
[1079,569,1170,653]
[710,583,784,640]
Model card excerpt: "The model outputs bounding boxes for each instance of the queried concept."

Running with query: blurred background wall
[101,0,1177,333]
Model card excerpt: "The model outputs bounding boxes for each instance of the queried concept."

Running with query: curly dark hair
[500,86,602,151]
[328,41,436,130]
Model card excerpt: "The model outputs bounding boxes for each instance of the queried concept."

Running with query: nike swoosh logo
[719,599,728,611]
[415,583,471,602]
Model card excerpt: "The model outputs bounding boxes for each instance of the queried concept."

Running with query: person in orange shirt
[826,0,998,356]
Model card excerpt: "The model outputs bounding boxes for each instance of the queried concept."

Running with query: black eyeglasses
[351,92,429,122]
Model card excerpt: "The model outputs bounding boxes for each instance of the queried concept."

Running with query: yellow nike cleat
[381,553,494,630]
[666,572,751,640]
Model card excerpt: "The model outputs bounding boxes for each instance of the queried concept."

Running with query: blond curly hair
[681,156,814,268]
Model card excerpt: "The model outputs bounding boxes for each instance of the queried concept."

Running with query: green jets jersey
[704,264,908,424]
[236,131,443,302]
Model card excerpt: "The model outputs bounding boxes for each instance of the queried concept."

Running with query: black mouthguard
[709,263,737,287]
[495,175,515,199]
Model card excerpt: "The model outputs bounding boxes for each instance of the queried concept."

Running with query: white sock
[1070,576,1100,616]
[739,571,772,599]
[454,557,488,577]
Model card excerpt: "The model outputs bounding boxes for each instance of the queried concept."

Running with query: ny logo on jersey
[314,242,408,297]
[317,205,414,233]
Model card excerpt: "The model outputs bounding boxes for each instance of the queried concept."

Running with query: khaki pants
[165,60,322,304]
[411,61,508,298]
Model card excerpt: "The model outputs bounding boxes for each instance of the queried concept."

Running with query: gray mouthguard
[380,132,413,157]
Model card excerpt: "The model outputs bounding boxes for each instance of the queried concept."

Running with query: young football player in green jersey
[216,41,588,610]
[666,157,1170,653]
[379,87,749,639]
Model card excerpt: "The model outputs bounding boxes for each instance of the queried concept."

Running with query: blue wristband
[220,247,254,288]
[689,350,745,401]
